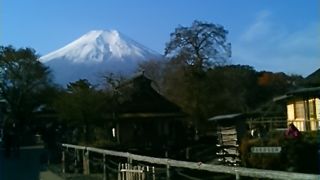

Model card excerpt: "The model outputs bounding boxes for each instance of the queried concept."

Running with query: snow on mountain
[40,30,162,86]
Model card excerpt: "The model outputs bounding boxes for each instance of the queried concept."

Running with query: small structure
[112,73,188,153]
[208,113,248,166]
[274,87,320,131]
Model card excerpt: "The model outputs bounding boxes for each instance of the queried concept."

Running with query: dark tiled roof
[304,68,320,86]
[115,73,185,116]
[305,68,320,81]
[273,86,320,101]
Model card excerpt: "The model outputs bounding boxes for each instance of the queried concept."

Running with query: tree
[205,65,258,115]
[54,79,111,144]
[165,20,231,71]
[163,21,231,133]
[0,46,53,130]
[163,64,258,133]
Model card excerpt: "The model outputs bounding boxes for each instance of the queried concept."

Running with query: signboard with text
[251,146,282,154]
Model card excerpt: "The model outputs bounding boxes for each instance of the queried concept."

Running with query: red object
[285,123,301,139]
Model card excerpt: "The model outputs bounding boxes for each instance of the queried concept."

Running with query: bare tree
[165,20,231,71]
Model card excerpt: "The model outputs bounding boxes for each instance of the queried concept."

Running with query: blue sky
[1,0,319,76]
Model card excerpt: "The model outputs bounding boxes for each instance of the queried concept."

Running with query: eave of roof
[273,95,292,102]
[273,86,320,102]
[208,113,243,121]
[289,86,320,94]
[119,112,186,119]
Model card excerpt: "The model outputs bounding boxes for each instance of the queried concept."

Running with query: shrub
[240,130,319,174]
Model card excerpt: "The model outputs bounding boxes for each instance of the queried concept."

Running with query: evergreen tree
[0,45,53,132]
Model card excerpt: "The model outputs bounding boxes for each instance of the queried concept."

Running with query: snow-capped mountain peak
[41,30,160,64]
[40,29,162,86]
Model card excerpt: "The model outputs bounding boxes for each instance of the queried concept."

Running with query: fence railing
[247,116,287,130]
[247,117,320,132]
[288,119,320,131]
[61,143,319,180]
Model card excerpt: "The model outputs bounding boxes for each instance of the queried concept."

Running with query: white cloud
[233,11,320,77]
[241,10,273,42]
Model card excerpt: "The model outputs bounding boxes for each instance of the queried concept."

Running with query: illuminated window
[294,101,305,119]
[308,99,316,119]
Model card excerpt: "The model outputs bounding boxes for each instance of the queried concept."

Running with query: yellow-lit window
[308,99,316,119]
[294,101,305,119]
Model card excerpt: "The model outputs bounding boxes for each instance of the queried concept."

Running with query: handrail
[61,143,319,180]
[62,143,86,150]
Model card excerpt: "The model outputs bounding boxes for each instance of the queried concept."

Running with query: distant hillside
[303,68,320,87]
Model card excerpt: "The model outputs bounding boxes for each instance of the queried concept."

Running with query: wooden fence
[247,117,320,132]
[61,143,319,180]
[118,163,156,180]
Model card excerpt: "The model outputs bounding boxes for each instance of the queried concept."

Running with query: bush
[240,132,286,170]
[240,130,319,174]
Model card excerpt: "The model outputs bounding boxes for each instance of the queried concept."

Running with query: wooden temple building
[274,86,320,131]
[112,73,189,154]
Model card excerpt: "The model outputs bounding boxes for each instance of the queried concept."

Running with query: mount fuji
[40,30,162,86]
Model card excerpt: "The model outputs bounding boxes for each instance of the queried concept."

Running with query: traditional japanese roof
[304,68,320,86]
[115,73,186,118]
[208,113,251,128]
[273,86,320,102]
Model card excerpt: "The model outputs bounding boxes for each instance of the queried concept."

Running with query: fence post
[127,152,132,164]
[166,159,170,179]
[74,149,78,173]
[83,149,90,175]
[103,154,107,180]
[118,163,121,180]
[235,169,240,180]
[186,147,190,160]
[62,149,65,174]
[87,150,90,175]
[152,166,155,180]
[82,149,86,175]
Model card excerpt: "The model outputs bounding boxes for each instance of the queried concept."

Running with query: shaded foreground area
[0,146,47,180]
